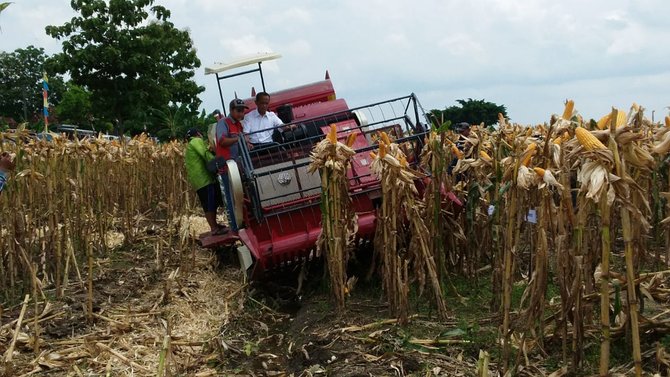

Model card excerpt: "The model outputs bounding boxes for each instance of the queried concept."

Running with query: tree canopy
[0,46,65,123]
[56,83,93,127]
[45,0,204,136]
[430,98,508,130]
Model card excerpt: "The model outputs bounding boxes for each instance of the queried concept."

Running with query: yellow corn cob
[524,142,537,153]
[327,125,338,144]
[369,151,377,159]
[575,127,607,150]
[562,100,575,120]
[596,113,611,130]
[451,144,463,159]
[614,111,626,127]
[346,133,357,147]
[479,150,492,161]
[597,110,626,129]
[533,167,545,177]
[399,155,408,167]
[553,135,563,145]
[380,131,391,145]
[379,142,387,158]
[521,143,537,166]
[665,116,670,128]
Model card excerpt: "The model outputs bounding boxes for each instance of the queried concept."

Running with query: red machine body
[242,79,336,112]
[202,56,429,279]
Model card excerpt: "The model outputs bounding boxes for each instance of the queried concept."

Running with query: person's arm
[216,121,239,148]
[241,118,256,149]
[274,112,296,131]
[0,153,14,194]
[218,134,239,147]
[193,138,214,161]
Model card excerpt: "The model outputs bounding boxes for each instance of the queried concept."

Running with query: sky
[1,0,669,125]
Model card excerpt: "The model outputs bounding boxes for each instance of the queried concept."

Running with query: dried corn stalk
[372,132,448,323]
[309,125,357,310]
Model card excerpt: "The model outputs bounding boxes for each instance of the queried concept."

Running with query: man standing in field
[184,129,227,235]
[215,98,247,232]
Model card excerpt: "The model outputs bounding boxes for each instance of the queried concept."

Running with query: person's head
[454,122,471,137]
[229,98,249,121]
[185,128,201,141]
[255,92,271,115]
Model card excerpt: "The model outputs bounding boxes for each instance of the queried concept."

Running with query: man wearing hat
[184,128,226,234]
[213,98,248,232]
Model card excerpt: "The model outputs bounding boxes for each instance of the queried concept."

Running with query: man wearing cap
[243,92,284,148]
[216,98,247,161]
[454,122,471,138]
[184,128,226,234]
[214,98,248,232]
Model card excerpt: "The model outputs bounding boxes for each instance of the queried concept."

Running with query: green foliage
[152,105,216,141]
[45,0,204,136]
[431,98,508,129]
[56,83,92,126]
[0,46,65,122]
[0,2,11,14]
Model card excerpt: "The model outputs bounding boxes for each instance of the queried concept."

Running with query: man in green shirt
[184,128,227,235]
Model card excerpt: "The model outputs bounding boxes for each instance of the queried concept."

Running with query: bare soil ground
[1,220,669,376]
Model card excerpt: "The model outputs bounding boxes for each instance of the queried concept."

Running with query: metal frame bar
[216,62,266,117]
[237,93,430,219]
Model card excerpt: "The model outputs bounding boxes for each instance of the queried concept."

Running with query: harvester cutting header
[202,52,431,279]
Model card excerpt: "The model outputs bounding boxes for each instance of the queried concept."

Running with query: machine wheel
[227,160,245,227]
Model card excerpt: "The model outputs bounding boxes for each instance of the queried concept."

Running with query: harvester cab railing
[237,93,430,222]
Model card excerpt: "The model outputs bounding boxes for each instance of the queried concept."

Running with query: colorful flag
[42,72,49,131]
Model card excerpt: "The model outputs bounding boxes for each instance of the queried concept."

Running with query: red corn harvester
[201,53,431,279]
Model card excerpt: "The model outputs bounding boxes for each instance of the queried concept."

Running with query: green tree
[45,0,204,136]
[0,46,64,122]
[430,98,507,130]
[56,83,93,126]
[152,105,216,141]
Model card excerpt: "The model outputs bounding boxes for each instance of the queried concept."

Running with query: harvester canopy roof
[204,52,282,75]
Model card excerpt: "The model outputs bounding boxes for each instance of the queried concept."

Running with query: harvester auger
[201,53,431,280]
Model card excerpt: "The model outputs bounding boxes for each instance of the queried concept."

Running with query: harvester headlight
[277,171,292,186]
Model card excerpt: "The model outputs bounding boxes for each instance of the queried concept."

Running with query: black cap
[229,98,249,110]
[454,122,470,133]
[185,128,201,138]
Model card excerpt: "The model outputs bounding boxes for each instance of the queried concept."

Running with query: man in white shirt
[243,92,284,148]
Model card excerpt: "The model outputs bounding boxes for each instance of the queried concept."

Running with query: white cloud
[1,0,669,124]
[438,34,485,60]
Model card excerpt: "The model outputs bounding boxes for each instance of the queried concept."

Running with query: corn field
[2,102,670,374]
[316,103,670,375]
[0,131,194,314]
